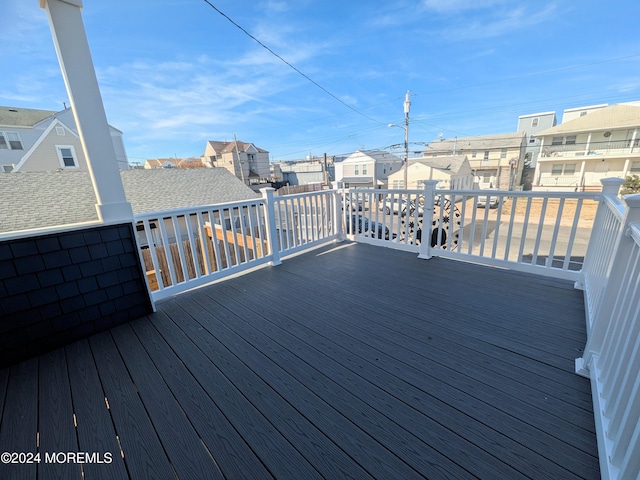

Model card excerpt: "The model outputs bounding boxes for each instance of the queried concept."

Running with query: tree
[621,175,640,195]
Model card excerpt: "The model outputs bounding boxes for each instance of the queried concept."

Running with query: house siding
[19,128,88,172]
[0,223,152,367]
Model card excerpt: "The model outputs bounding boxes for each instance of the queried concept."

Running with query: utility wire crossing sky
[1,0,640,163]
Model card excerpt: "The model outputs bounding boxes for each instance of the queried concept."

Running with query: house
[424,132,525,190]
[517,111,557,172]
[0,105,129,172]
[0,168,259,234]
[388,155,474,190]
[532,103,640,191]
[202,140,270,185]
[144,157,206,169]
[334,150,403,189]
[273,156,335,187]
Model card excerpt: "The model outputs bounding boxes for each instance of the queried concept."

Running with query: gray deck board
[0,242,600,479]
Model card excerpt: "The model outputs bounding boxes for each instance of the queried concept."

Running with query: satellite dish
[604,131,612,137]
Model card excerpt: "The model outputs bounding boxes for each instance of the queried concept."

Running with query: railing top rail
[133,197,266,221]
[628,222,640,247]
[434,189,601,200]
[604,194,626,221]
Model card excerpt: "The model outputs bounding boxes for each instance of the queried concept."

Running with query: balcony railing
[541,139,637,158]
[132,179,640,479]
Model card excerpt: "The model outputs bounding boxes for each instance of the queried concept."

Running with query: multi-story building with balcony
[532,103,640,191]
[423,132,526,190]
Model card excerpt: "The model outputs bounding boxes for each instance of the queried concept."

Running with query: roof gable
[536,104,640,136]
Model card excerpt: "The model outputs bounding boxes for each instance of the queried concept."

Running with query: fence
[576,190,640,480]
[342,182,600,281]
[135,188,340,302]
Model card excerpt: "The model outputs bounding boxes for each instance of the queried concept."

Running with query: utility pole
[233,133,246,184]
[403,91,410,189]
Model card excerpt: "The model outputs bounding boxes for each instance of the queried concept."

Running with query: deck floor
[0,242,599,479]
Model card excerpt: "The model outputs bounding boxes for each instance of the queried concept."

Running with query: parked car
[476,193,500,209]
[343,195,364,211]
[378,197,424,216]
[346,214,392,240]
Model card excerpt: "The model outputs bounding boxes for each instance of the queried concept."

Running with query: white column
[40,0,132,223]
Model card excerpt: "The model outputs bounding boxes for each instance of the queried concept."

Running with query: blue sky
[2,1,640,165]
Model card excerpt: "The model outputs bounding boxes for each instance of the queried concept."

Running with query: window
[392,180,405,189]
[500,148,507,159]
[56,146,78,168]
[551,164,576,175]
[580,111,587,117]
[483,151,490,160]
[630,161,640,173]
[0,131,23,150]
[362,164,367,175]
[471,150,477,158]
[565,135,577,145]
[56,126,65,136]
[551,137,563,146]
[354,165,359,175]
[529,135,535,144]
[532,118,539,127]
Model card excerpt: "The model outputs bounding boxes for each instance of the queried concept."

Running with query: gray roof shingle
[1,168,260,233]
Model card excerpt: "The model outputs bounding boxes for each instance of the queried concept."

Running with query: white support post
[40,0,133,223]
[261,188,282,266]
[577,193,640,377]
[335,189,344,241]
[418,180,439,260]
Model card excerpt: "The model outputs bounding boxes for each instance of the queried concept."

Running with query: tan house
[424,132,525,190]
[144,157,205,169]
[388,155,474,190]
[0,105,129,172]
[533,103,640,191]
[202,140,270,185]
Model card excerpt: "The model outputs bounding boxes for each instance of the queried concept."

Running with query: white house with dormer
[0,106,129,173]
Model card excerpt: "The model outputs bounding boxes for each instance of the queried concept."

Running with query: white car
[378,197,425,216]
[476,194,500,208]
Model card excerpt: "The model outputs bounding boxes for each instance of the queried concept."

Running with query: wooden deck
[0,242,600,479]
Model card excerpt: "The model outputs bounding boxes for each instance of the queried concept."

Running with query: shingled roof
[536,104,640,136]
[0,168,260,233]
[0,106,56,127]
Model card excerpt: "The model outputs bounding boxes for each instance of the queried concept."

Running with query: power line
[201,0,386,126]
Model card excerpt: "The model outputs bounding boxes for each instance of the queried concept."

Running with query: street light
[388,91,411,189]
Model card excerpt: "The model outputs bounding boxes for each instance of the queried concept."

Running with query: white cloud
[421,0,508,14]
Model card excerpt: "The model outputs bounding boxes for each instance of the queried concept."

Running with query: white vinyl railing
[576,191,640,480]
[580,178,627,327]
[135,188,340,301]
[343,181,600,280]
[273,189,339,258]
